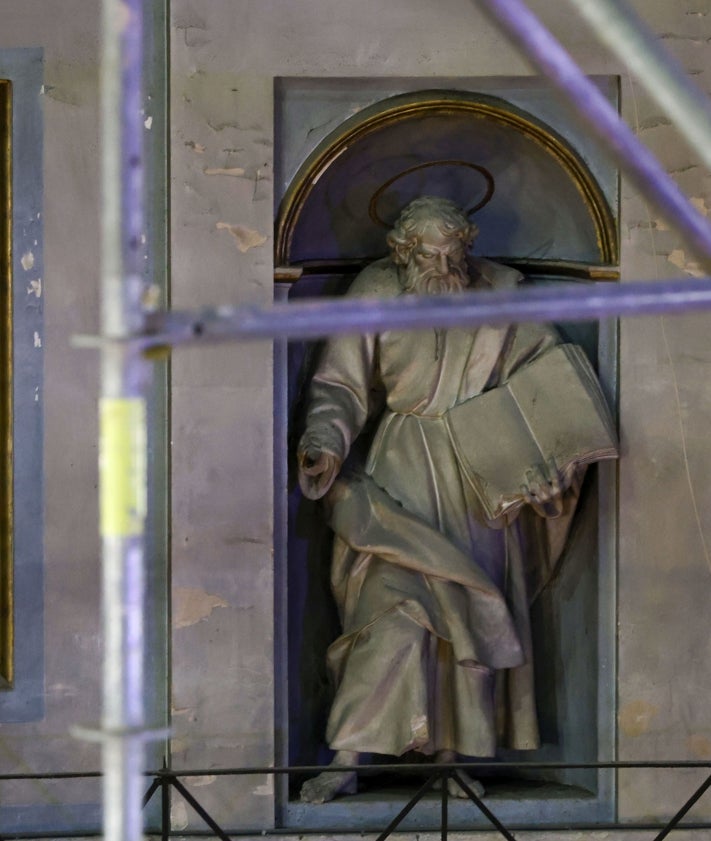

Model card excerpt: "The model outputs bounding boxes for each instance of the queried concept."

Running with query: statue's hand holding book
[445,343,618,523]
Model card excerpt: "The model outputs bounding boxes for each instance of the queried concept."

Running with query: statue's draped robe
[301,257,580,757]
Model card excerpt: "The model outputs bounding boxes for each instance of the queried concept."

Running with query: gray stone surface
[2,0,711,835]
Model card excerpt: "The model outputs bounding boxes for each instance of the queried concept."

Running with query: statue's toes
[450,773,485,799]
[300,771,357,804]
[300,777,326,804]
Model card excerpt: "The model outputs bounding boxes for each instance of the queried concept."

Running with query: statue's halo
[368,159,496,229]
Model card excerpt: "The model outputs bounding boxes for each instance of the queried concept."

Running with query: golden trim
[275,90,618,270]
[0,80,13,688]
[279,257,620,285]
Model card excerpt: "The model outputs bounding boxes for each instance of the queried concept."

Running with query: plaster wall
[0,1,104,831]
[0,3,168,833]
[0,0,709,836]
[170,0,711,831]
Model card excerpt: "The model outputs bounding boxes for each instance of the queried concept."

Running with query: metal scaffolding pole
[564,0,711,176]
[86,3,711,839]
[128,275,711,346]
[99,1,151,840]
[473,0,711,270]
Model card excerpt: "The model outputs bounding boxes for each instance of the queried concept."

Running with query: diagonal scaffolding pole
[99,0,152,839]
[473,0,711,271]
[563,0,711,177]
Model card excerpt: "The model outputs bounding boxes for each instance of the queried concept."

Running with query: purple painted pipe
[473,0,711,269]
[145,277,711,346]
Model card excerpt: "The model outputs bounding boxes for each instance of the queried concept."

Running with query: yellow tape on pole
[99,398,147,537]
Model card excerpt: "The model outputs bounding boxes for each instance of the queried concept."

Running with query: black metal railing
[1,760,711,840]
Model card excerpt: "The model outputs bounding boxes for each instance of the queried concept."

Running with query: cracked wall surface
[170,0,711,829]
[1,0,711,834]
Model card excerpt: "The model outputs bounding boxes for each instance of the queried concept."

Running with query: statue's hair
[387,196,479,266]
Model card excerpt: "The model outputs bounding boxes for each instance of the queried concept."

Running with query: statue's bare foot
[434,750,485,799]
[446,769,485,798]
[300,769,357,804]
[300,750,359,804]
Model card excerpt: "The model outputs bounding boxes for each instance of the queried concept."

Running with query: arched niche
[275,89,618,829]
[276,89,617,273]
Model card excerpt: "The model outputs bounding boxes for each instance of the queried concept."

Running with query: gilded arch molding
[275,89,618,273]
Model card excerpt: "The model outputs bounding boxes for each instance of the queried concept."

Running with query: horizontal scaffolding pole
[473,0,711,271]
[111,277,711,347]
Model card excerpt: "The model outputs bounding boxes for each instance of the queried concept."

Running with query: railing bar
[652,770,711,841]
[4,759,711,782]
[170,776,234,841]
[451,770,518,841]
[441,769,448,841]
[142,776,160,808]
[0,772,104,780]
[148,759,711,774]
[161,773,171,841]
[5,822,711,839]
[373,772,440,841]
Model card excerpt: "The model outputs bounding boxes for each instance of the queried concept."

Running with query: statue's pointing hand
[297,446,342,500]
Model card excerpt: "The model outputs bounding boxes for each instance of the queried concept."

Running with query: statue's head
[387,196,479,294]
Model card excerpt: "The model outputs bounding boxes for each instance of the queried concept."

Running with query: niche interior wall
[273,78,619,831]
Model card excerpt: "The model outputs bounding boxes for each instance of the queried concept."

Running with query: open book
[445,343,618,521]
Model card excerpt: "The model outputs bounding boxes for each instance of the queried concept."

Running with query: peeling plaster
[203,166,246,177]
[627,220,669,232]
[48,683,79,698]
[171,800,189,831]
[21,251,35,271]
[144,115,153,130]
[185,140,206,153]
[116,1,131,33]
[618,699,659,737]
[690,196,710,216]
[33,332,42,348]
[171,738,188,754]
[173,9,208,31]
[687,734,711,758]
[27,278,42,298]
[637,115,672,131]
[173,586,228,629]
[41,86,82,107]
[253,779,274,796]
[216,222,268,253]
[659,32,711,44]
[188,774,216,787]
[668,248,705,277]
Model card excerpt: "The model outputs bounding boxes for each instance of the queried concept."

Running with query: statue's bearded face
[402,223,469,294]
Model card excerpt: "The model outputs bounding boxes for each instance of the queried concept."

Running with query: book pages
[446,344,618,521]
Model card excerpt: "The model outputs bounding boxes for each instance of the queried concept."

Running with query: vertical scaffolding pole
[99,1,151,840]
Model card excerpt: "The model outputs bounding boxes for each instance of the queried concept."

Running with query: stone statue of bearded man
[297,196,584,804]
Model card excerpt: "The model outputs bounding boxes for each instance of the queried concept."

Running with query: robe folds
[300,256,580,758]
